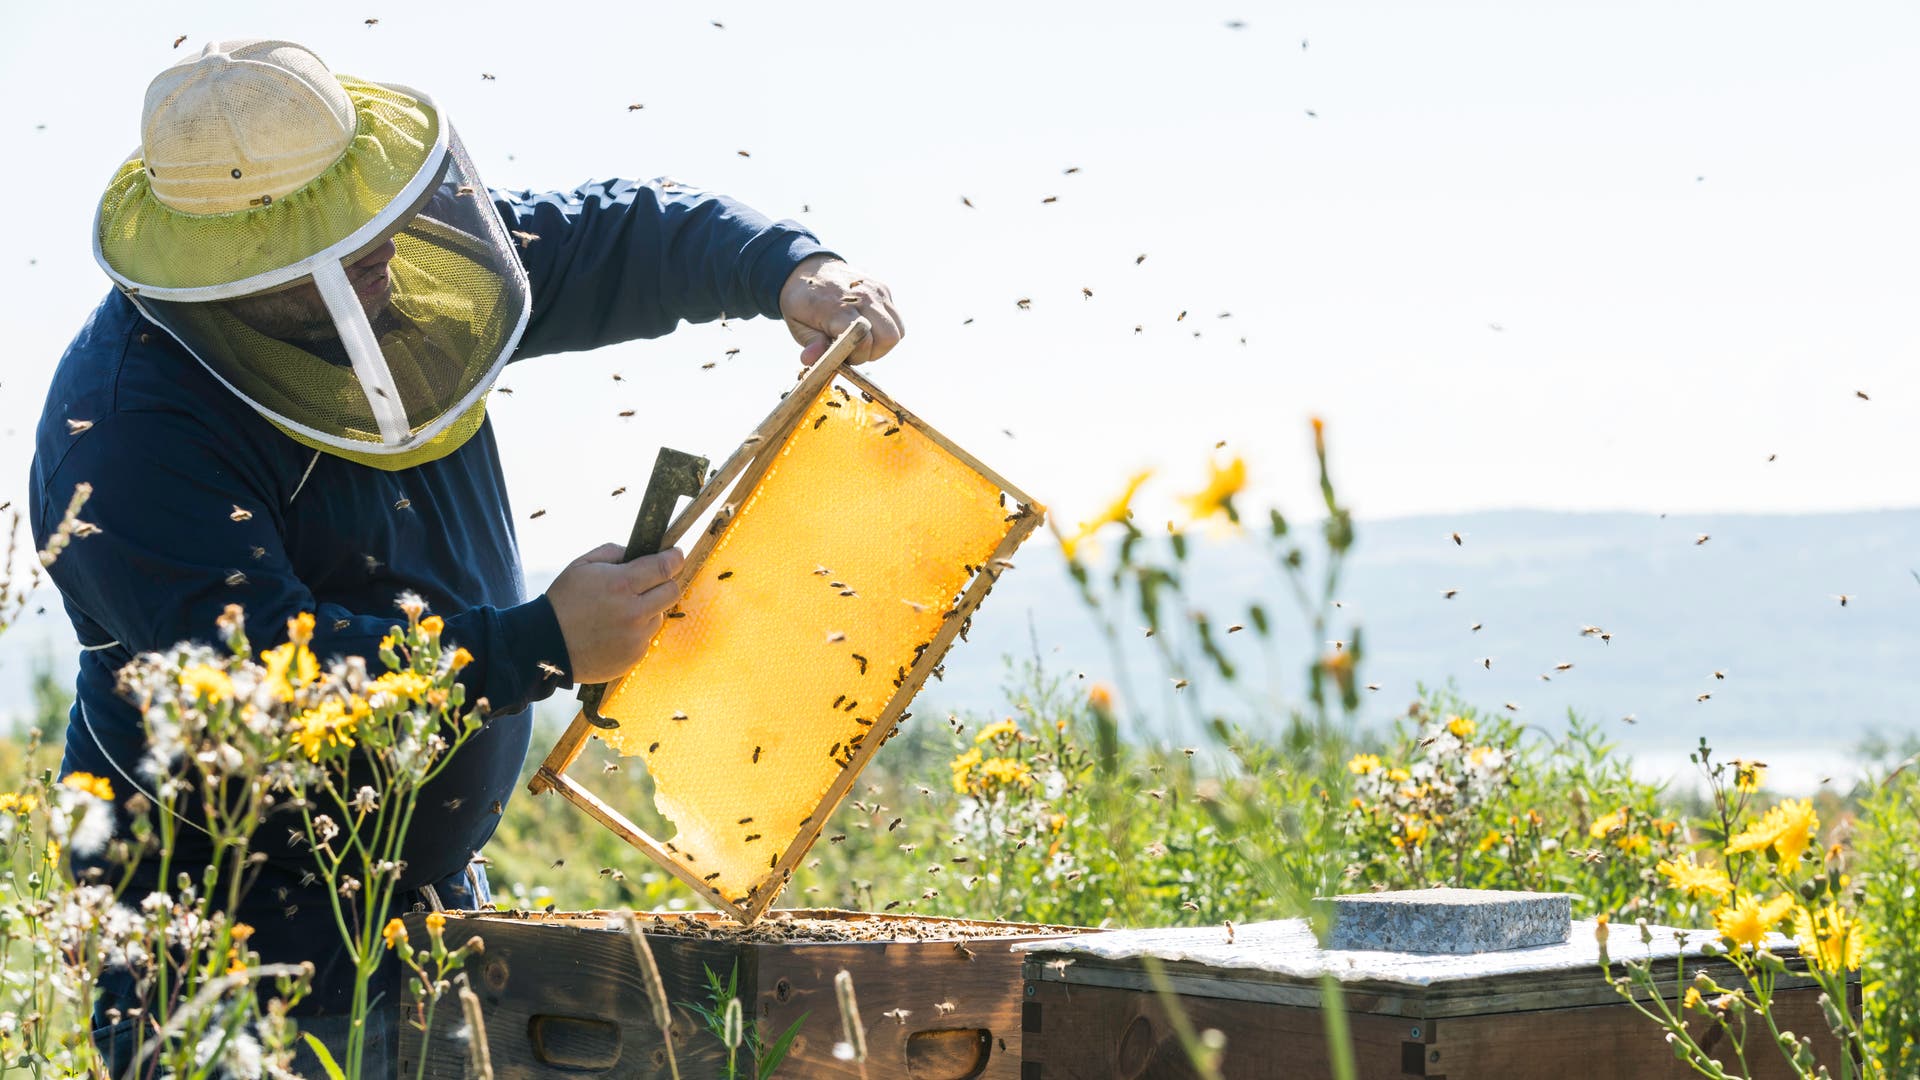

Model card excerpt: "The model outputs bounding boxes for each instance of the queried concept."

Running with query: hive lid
[530,320,1043,922]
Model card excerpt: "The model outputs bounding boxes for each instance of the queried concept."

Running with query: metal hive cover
[573,357,1040,921]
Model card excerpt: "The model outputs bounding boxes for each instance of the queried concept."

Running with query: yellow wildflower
[1726,799,1818,865]
[370,670,433,704]
[1087,683,1114,711]
[0,792,35,815]
[261,641,318,701]
[449,647,474,672]
[62,773,114,802]
[1082,470,1152,533]
[975,718,1019,745]
[1399,815,1430,845]
[949,747,982,794]
[382,918,408,950]
[178,663,235,702]
[1793,902,1863,973]
[1713,893,1794,951]
[1657,858,1733,900]
[1346,753,1382,776]
[420,615,444,638]
[425,911,448,940]
[1445,715,1475,738]
[1732,759,1766,793]
[1589,807,1629,839]
[1614,833,1650,856]
[231,922,255,943]
[977,756,1033,792]
[380,629,403,654]
[287,612,316,648]
[1477,830,1502,853]
[1683,986,1703,1011]
[1179,456,1246,524]
[290,699,359,761]
[1386,768,1410,784]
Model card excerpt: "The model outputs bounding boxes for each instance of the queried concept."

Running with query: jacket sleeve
[493,179,836,360]
[35,410,571,716]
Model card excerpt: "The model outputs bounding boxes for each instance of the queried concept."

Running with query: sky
[4,0,1919,580]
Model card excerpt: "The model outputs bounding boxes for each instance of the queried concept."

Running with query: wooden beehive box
[1016,918,1854,1079]
[398,909,1082,1079]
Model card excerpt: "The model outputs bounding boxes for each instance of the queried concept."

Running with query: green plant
[1858,759,1920,1075]
[684,963,805,1080]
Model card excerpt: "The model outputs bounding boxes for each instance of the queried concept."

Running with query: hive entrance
[530,322,1042,922]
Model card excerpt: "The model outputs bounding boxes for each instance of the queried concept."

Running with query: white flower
[351,786,379,814]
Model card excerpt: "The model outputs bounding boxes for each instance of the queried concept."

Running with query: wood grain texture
[399,912,1080,1080]
[1020,979,1852,1079]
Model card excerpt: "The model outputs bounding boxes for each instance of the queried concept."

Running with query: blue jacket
[31,179,832,1013]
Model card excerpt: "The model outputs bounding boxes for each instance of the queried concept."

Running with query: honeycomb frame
[529,321,1044,922]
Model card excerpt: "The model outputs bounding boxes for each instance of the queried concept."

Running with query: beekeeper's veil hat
[94,39,530,469]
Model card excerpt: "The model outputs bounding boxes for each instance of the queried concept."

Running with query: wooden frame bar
[530,319,1046,923]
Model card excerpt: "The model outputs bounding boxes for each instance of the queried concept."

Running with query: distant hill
[7,509,1914,792]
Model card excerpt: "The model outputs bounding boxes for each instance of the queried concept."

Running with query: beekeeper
[30,38,902,1071]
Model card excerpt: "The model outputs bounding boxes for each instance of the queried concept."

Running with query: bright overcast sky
[3,1,1917,574]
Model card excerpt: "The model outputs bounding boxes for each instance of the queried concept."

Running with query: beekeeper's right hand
[546,544,684,684]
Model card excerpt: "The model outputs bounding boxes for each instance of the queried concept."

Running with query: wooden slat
[545,771,739,915]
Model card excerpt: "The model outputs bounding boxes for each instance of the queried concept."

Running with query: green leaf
[758,1011,809,1080]
[302,1033,347,1080]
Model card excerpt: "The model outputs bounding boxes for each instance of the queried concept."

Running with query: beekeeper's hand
[546,544,684,684]
[781,254,904,366]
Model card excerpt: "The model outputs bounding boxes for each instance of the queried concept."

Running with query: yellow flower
[448,647,474,672]
[1399,815,1430,846]
[1614,833,1650,856]
[231,922,255,943]
[1477,830,1503,853]
[977,756,1033,792]
[425,911,448,939]
[1087,683,1114,711]
[1713,893,1794,951]
[1346,753,1382,776]
[380,629,403,654]
[1386,768,1410,784]
[62,773,114,802]
[0,792,35,815]
[1726,799,1818,865]
[1793,901,1863,973]
[1683,986,1703,1011]
[949,747,982,794]
[370,670,433,704]
[1467,745,1497,768]
[290,699,359,761]
[1589,807,1629,839]
[1445,715,1475,738]
[286,611,316,648]
[178,663,235,702]
[261,641,319,702]
[975,718,1019,745]
[1657,858,1733,900]
[1083,470,1153,533]
[1179,456,1246,524]
[1732,759,1766,793]
[420,615,445,638]
[382,918,408,950]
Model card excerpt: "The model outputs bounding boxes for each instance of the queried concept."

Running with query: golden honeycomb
[596,378,1023,907]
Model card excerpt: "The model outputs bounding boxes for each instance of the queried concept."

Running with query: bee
[225,570,248,587]
[603,762,619,773]
[737,150,750,158]
[1555,662,1574,672]
[1482,658,1493,670]
[537,661,565,678]
[618,409,636,418]
[813,414,828,429]
[1621,714,1638,725]
[770,853,779,869]
[1225,920,1236,944]
[829,834,847,844]
[1857,390,1870,401]
[229,505,254,522]
[1834,594,1852,607]
[333,618,349,631]
[1471,622,1483,632]
[1695,534,1710,545]
[935,1001,956,1015]
[1442,588,1460,599]
[1697,693,1711,702]
[1042,196,1058,205]
[628,103,645,112]
[510,230,539,248]
[1226,624,1244,633]
[393,498,411,511]
[1503,702,1519,711]
[495,386,514,395]
[611,487,627,497]
[529,509,546,519]
[666,610,686,619]
[1016,298,1032,310]
[65,419,94,435]
[481,72,496,80]
[717,570,734,580]
[1451,531,1464,546]
[961,196,974,208]
[1172,679,1189,690]
[888,817,903,831]
[851,653,868,674]
[364,18,379,26]
[173,34,189,47]
[1714,670,1726,680]
[704,872,721,882]
[1365,683,1381,692]
[491,800,503,814]
[1146,789,1165,800]
[752,746,762,763]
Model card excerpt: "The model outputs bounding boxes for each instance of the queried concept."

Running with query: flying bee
[1172,679,1188,690]
[510,230,539,248]
[1016,298,1032,309]
[1503,702,1519,711]
[851,653,868,674]
[1834,594,1852,607]
[1442,588,1460,599]
[481,73,496,80]
[628,103,644,111]
[1227,624,1244,633]
[173,34,189,47]
[1555,662,1574,672]
[230,505,253,522]
[603,762,619,773]
[393,498,411,511]
[611,486,627,497]
[752,746,761,763]
[225,570,248,587]
[618,409,635,418]
[537,661,564,678]
[1714,670,1726,680]
[529,509,546,519]
[1695,534,1710,545]
[1697,693,1711,702]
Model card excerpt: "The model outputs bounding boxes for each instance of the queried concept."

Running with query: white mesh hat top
[94,40,531,470]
